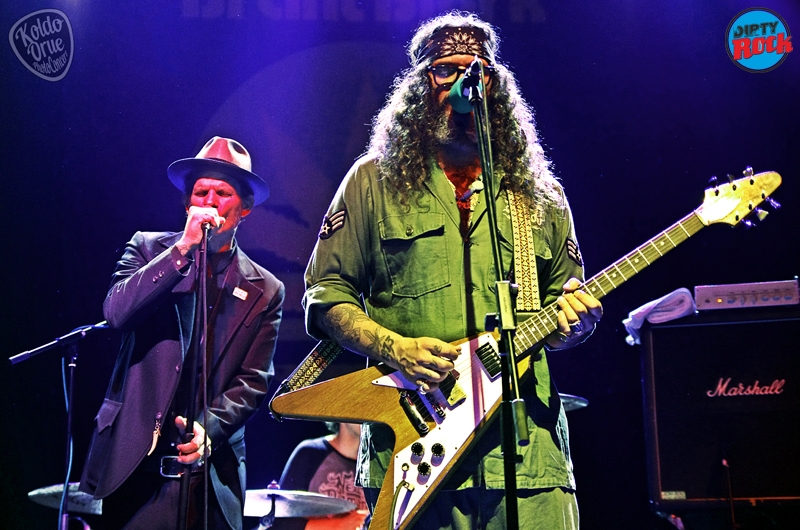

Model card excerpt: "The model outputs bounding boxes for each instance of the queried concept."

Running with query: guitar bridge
[424,393,446,420]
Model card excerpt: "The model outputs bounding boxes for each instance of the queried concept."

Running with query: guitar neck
[514,210,706,353]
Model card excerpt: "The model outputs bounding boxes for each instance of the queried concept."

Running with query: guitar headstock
[695,167,782,226]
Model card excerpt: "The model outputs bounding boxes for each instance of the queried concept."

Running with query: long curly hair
[367,12,563,211]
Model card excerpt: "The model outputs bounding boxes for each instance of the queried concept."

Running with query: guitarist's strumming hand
[544,277,603,351]
[315,303,460,393]
[391,336,460,393]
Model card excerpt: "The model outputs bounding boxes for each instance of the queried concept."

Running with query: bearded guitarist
[302,12,602,530]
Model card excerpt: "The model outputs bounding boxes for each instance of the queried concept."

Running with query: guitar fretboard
[513,211,706,353]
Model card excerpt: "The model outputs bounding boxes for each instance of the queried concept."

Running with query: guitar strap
[270,340,344,413]
[506,188,540,312]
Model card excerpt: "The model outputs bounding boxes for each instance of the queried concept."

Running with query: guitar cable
[389,463,415,530]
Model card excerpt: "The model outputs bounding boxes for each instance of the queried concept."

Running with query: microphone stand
[9,320,109,530]
[462,58,528,530]
[177,225,210,530]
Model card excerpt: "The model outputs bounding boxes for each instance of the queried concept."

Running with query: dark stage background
[2,1,798,529]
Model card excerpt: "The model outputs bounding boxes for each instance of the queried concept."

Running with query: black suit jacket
[80,231,284,530]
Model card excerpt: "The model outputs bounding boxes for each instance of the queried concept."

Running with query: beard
[428,95,477,150]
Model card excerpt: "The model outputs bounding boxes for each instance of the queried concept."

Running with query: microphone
[459,179,484,202]
[448,58,483,114]
[202,218,224,231]
[201,208,224,231]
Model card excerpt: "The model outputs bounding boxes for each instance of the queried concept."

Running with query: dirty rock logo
[9,9,74,82]
[726,8,792,72]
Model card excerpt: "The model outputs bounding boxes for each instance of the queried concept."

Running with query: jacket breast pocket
[379,212,450,298]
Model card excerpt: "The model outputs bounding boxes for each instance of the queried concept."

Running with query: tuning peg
[754,208,769,221]
[726,174,735,183]
[707,175,718,185]
[741,219,756,229]
[766,196,781,210]
[742,166,754,177]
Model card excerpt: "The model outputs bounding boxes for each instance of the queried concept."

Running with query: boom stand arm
[9,320,109,530]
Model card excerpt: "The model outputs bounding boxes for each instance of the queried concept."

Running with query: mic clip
[463,58,483,88]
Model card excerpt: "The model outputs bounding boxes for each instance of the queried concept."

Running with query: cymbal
[559,393,589,412]
[28,482,102,515]
[244,488,356,518]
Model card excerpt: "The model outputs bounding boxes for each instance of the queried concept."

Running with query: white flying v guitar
[269,168,782,530]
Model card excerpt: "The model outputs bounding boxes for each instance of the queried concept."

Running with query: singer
[79,137,284,530]
[303,12,602,530]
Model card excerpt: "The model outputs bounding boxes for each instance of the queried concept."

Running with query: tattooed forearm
[321,303,366,344]
[380,335,394,360]
[318,303,396,363]
[364,329,395,363]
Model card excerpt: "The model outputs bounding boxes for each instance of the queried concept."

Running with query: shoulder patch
[566,238,583,267]
[319,209,346,240]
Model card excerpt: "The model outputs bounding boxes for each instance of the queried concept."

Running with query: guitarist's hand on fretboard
[544,277,604,351]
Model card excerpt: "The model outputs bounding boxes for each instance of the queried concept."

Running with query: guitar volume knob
[417,462,431,477]
[411,442,425,457]
[431,443,445,458]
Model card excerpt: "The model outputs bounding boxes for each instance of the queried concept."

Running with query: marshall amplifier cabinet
[640,306,800,511]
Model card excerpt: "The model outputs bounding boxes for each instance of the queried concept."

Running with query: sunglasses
[427,63,495,88]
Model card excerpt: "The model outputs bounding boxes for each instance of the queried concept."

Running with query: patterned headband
[414,26,494,65]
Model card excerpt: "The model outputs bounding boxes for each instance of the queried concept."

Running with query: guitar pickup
[475,342,502,378]
[400,391,430,436]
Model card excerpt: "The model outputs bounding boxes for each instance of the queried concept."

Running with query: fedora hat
[168,137,270,205]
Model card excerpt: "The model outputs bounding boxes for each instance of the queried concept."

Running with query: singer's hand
[175,416,211,465]
[176,206,225,256]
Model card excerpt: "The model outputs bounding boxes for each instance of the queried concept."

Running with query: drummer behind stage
[268,422,368,530]
[79,136,284,530]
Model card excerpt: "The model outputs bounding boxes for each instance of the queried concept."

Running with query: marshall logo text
[706,377,785,397]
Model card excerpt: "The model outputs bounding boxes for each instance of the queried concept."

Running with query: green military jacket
[304,155,584,491]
